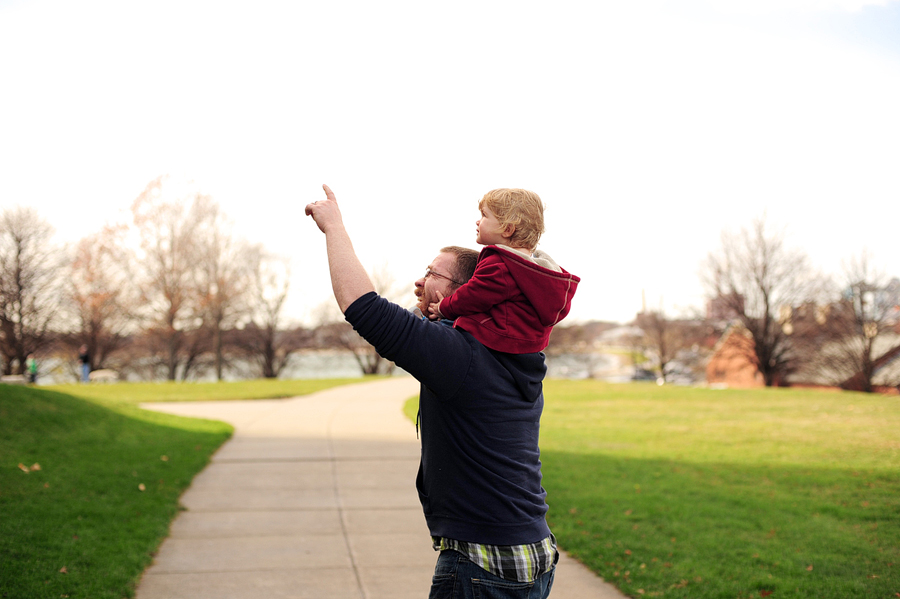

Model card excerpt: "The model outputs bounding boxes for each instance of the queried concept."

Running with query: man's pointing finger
[323,184,336,202]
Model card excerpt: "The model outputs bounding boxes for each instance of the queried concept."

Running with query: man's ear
[502,223,516,240]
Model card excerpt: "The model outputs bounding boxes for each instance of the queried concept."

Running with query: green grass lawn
[404,381,900,599]
[0,378,358,599]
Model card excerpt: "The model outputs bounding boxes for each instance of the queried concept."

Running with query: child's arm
[438,254,513,320]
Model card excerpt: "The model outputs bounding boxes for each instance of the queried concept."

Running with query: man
[78,344,90,383]
[306,185,559,599]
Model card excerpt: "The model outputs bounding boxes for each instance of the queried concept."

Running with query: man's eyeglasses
[424,267,464,286]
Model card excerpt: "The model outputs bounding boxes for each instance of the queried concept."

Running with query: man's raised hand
[305,184,341,233]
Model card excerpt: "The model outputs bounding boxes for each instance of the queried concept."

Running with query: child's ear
[502,223,516,240]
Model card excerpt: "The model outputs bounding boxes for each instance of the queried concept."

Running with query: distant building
[705,323,764,388]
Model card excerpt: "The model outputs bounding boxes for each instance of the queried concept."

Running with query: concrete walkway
[137,377,627,599]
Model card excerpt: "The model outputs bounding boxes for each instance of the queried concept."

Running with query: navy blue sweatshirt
[345,292,551,545]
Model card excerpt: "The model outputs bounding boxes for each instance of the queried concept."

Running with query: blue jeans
[429,550,556,599]
[81,363,90,383]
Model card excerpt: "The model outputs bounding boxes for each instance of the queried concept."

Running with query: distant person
[306,185,560,599]
[25,354,38,384]
[78,344,90,383]
[428,188,580,353]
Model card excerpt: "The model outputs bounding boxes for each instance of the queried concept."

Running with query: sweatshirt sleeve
[344,292,473,395]
[439,254,514,320]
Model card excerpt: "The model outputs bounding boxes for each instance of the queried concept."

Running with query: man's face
[415,252,457,316]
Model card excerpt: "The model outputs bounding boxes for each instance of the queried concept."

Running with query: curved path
[137,377,626,599]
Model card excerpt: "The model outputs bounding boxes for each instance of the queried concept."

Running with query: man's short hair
[440,246,479,291]
[478,188,545,251]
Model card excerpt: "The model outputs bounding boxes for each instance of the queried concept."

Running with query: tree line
[619,218,898,393]
[0,176,394,382]
[547,218,899,394]
[3,181,898,391]
[700,218,900,393]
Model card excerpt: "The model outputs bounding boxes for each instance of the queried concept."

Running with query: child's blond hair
[478,188,545,251]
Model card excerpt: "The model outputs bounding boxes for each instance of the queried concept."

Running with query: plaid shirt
[433,534,558,583]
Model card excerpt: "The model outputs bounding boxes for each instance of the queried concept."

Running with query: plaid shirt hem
[433,534,558,583]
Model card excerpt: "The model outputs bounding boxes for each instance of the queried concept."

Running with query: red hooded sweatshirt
[438,245,580,354]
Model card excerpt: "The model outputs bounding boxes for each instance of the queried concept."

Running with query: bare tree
[0,207,64,375]
[702,217,821,386]
[130,176,214,380]
[312,301,387,375]
[346,264,401,375]
[62,225,136,372]
[814,253,900,392]
[635,310,684,383]
[638,309,713,383]
[194,209,255,380]
[232,250,310,378]
[312,264,402,376]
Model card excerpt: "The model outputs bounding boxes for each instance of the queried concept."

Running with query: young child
[429,188,580,354]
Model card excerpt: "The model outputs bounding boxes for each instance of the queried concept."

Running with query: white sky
[1,0,899,325]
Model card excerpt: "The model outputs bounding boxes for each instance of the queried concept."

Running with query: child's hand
[427,291,445,320]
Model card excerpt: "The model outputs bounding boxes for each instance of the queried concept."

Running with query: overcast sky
[1,0,898,325]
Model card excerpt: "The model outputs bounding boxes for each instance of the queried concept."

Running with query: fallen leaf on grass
[59,567,67,574]
[18,463,29,472]
[760,591,773,598]
[160,455,169,462]
[138,483,146,491]
[807,565,814,571]
[29,463,41,471]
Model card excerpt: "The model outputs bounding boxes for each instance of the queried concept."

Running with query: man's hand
[305,184,342,233]
[304,183,374,312]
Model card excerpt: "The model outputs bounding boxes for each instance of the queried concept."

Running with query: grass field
[0,378,358,599]
[5,377,898,598]
[405,381,900,599]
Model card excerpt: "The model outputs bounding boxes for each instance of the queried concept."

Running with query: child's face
[476,206,508,246]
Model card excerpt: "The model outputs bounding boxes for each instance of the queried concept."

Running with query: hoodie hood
[491,245,580,327]
[489,346,547,403]
[439,244,581,353]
